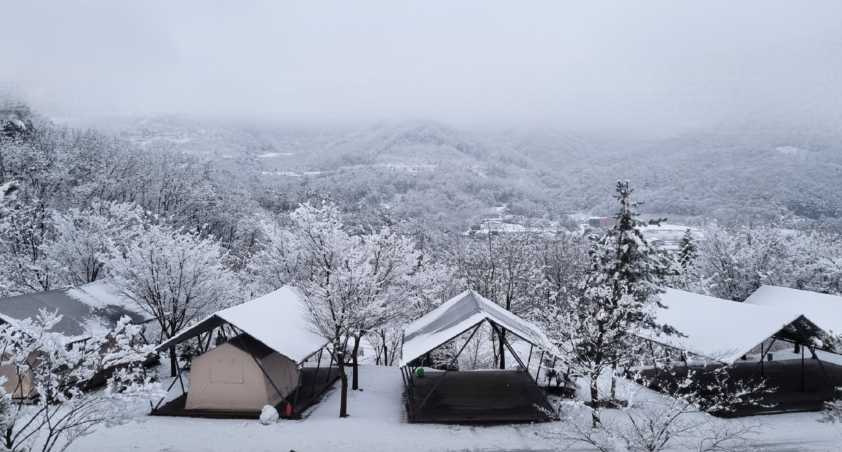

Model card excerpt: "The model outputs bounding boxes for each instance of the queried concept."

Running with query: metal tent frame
[400,317,558,423]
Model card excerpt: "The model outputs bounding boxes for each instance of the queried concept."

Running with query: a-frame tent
[151,286,339,419]
[745,285,842,337]
[634,288,842,416]
[400,290,560,424]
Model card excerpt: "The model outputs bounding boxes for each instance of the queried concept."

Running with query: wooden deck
[151,366,339,419]
[404,370,555,424]
[637,358,842,417]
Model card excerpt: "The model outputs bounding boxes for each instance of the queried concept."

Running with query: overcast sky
[2,1,841,131]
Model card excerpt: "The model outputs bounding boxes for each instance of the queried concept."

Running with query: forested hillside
[87,115,842,232]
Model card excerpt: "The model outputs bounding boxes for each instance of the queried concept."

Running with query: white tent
[745,285,842,337]
[400,290,557,367]
[637,288,823,364]
[154,286,332,416]
[158,286,327,364]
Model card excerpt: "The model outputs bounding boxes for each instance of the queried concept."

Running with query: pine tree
[555,181,676,427]
[677,228,698,270]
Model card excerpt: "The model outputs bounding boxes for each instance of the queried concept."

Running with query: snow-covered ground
[68,365,842,452]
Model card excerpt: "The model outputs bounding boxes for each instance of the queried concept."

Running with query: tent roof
[637,288,822,364]
[157,286,328,364]
[745,285,842,336]
[400,290,556,367]
[0,280,148,340]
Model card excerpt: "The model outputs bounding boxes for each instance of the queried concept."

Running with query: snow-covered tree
[0,198,54,294]
[677,228,698,270]
[696,225,790,301]
[0,311,162,452]
[367,256,455,367]
[41,202,143,286]
[270,202,429,416]
[109,223,239,376]
[0,180,18,214]
[453,232,546,368]
[553,181,676,427]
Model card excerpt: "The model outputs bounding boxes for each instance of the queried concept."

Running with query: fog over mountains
[69,114,842,232]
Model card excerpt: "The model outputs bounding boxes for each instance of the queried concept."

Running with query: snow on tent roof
[157,286,328,364]
[400,290,557,367]
[745,285,842,336]
[0,282,148,340]
[637,288,819,364]
[65,279,143,314]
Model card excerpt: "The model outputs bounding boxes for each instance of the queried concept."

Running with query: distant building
[587,217,614,228]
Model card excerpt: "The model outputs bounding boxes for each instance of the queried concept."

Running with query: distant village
[465,207,702,251]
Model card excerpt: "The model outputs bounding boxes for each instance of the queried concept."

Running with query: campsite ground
[69,364,842,452]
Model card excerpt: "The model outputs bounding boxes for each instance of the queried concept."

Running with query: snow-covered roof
[400,290,557,367]
[0,280,148,340]
[637,288,821,364]
[745,285,842,336]
[157,286,328,364]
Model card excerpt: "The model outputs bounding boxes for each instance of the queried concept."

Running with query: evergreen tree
[677,228,698,270]
[555,181,676,427]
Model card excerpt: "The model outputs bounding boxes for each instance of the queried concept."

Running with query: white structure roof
[638,288,818,364]
[745,285,842,336]
[400,290,557,367]
[0,280,148,340]
[158,286,328,364]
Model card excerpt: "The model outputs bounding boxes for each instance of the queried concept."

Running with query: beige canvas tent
[152,286,339,419]
[185,334,300,412]
[0,355,34,399]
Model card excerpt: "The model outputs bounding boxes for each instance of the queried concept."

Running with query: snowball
[259,405,279,425]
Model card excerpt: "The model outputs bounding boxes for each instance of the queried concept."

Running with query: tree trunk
[498,328,506,369]
[609,362,617,401]
[351,335,361,391]
[338,354,349,418]
[590,377,601,428]
[382,331,389,366]
[169,347,178,377]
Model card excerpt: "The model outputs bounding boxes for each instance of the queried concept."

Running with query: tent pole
[231,325,289,409]
[314,347,323,377]
[204,326,214,350]
[760,342,765,379]
[291,367,303,417]
[325,351,335,383]
[489,321,527,370]
[809,346,832,387]
[152,374,182,411]
[417,322,483,411]
[535,351,545,383]
[526,344,534,370]
[801,345,806,392]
